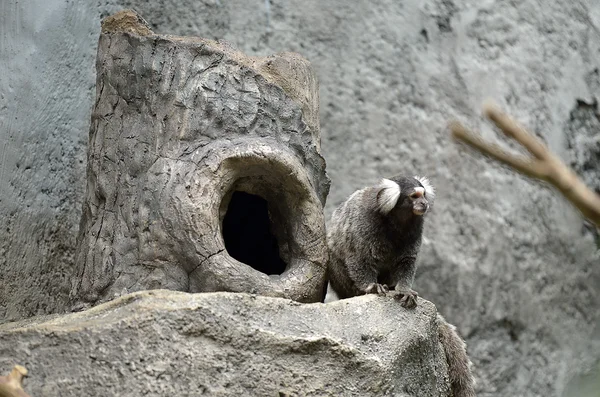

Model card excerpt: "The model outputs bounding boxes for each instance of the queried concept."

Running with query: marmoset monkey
[327,175,475,397]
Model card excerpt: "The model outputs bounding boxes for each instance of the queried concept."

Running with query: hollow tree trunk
[70,10,330,306]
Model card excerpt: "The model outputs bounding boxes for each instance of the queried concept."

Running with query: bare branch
[482,101,549,161]
[450,102,600,228]
[0,365,30,397]
[449,121,548,179]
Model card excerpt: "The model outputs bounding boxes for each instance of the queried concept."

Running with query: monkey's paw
[394,289,418,309]
[364,283,389,296]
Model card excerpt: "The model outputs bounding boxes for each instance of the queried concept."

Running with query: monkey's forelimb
[390,256,418,308]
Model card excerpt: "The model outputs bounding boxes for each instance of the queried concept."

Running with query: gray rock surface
[0,0,109,324]
[0,290,451,397]
[1,1,600,396]
[565,99,600,245]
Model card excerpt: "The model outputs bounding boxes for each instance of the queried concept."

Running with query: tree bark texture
[70,10,330,305]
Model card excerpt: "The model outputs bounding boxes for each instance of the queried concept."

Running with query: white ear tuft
[414,176,435,202]
[376,179,401,213]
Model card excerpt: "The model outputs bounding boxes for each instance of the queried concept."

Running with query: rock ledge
[0,290,450,396]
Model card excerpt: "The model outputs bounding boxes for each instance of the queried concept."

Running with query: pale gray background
[1,1,599,396]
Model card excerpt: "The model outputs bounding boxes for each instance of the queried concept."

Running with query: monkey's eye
[410,190,423,199]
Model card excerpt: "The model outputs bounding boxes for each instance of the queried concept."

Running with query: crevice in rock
[565,97,600,246]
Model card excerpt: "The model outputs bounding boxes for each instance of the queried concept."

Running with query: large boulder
[0,290,451,396]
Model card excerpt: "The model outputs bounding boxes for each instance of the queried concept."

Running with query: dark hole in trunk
[222,191,287,275]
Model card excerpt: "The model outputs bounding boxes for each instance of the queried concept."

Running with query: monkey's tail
[437,314,476,397]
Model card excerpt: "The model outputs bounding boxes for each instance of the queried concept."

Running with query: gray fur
[438,315,476,397]
[326,175,476,397]
[327,175,428,304]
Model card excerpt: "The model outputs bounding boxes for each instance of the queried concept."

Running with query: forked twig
[450,101,600,227]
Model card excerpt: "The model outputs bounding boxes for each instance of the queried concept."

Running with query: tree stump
[70,10,330,305]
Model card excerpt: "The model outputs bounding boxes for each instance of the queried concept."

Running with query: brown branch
[450,101,600,228]
[482,101,549,161]
[0,365,30,397]
[448,121,548,179]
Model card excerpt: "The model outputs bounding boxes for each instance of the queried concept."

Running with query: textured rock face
[0,291,451,397]
[566,99,600,196]
[2,1,600,396]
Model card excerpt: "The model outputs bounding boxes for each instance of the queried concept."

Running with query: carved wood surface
[71,11,329,305]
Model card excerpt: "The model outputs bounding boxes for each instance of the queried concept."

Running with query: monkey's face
[393,185,430,217]
[376,175,435,218]
[407,187,429,216]
[378,175,435,218]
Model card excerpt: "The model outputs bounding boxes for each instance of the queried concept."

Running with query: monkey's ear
[414,176,435,203]
[376,179,401,213]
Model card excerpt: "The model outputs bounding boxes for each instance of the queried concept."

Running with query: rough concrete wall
[0,0,121,322]
[1,1,600,396]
